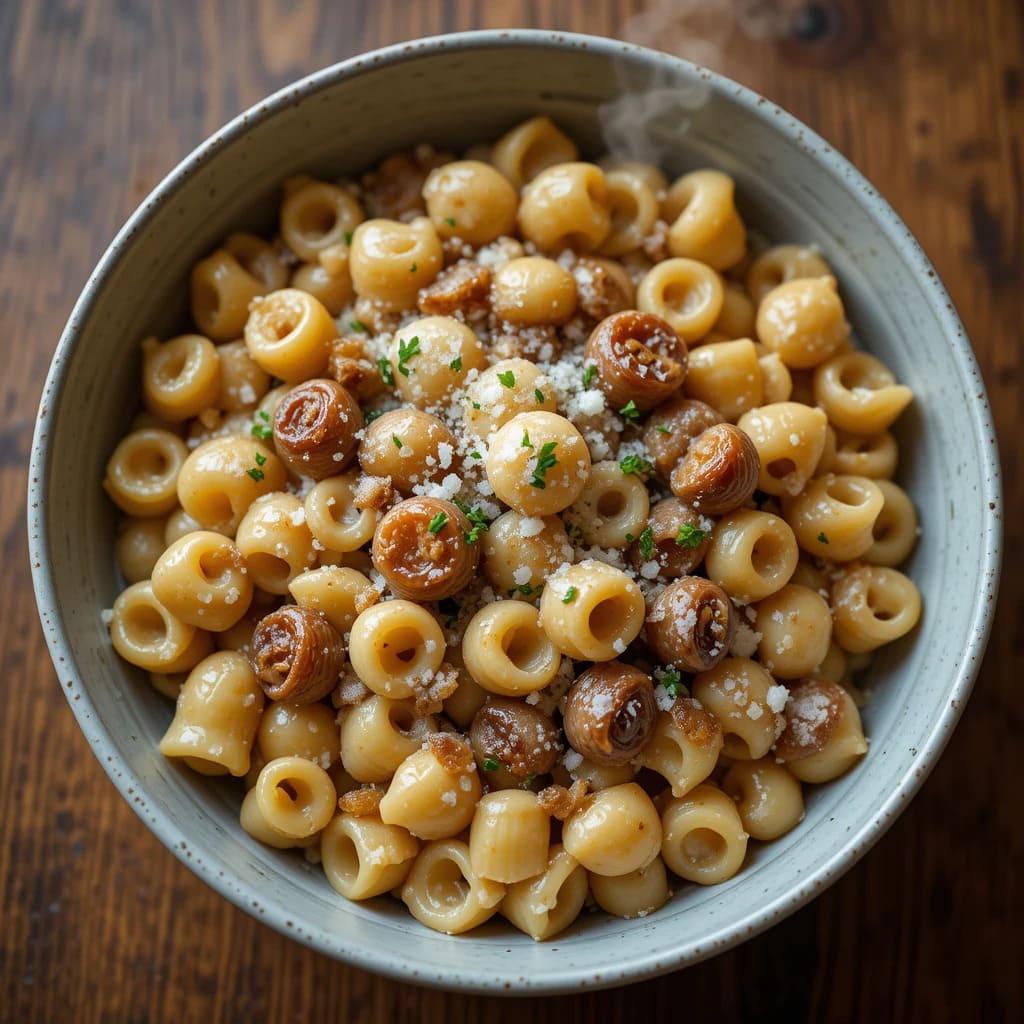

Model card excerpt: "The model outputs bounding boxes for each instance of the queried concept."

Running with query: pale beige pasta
[358,408,461,496]
[462,601,561,696]
[758,351,793,404]
[340,695,437,783]
[781,473,884,560]
[235,492,317,594]
[598,170,659,256]
[442,656,489,728]
[401,839,505,934]
[754,583,832,678]
[736,401,829,497]
[683,338,762,420]
[462,360,558,440]
[159,650,263,776]
[517,162,610,252]
[709,281,757,341]
[779,683,869,783]
[109,580,213,673]
[663,169,746,270]
[704,509,799,603]
[240,755,337,847]
[469,790,550,884]
[141,335,221,422]
[280,177,364,263]
[349,216,442,311]
[813,351,914,434]
[104,428,189,517]
[379,742,482,840]
[347,600,445,699]
[559,757,639,792]
[223,231,290,292]
[691,657,782,760]
[244,288,336,382]
[485,411,591,517]
[598,157,668,195]
[501,844,589,941]
[150,529,252,631]
[149,671,187,701]
[290,245,354,316]
[637,706,723,798]
[660,783,748,885]
[815,639,848,683]
[423,160,519,244]
[564,460,650,549]
[831,428,899,479]
[303,472,377,553]
[562,783,662,876]
[756,276,850,369]
[215,339,271,412]
[321,812,420,901]
[190,249,266,341]
[491,115,579,188]
[539,561,645,662]
[721,759,804,840]
[387,315,486,408]
[480,511,573,596]
[746,244,832,305]
[117,515,169,583]
[257,700,341,770]
[490,257,577,325]
[637,257,724,343]
[288,565,377,636]
[832,565,922,653]
[589,855,670,920]
[864,479,919,566]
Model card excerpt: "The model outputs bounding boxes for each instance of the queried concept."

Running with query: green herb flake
[363,408,383,424]
[257,410,270,421]
[655,424,672,435]
[521,430,532,449]
[343,230,353,246]
[619,399,640,422]
[530,440,559,490]
[619,453,653,476]
[392,435,403,449]
[250,418,273,441]
[561,586,578,604]
[625,533,635,543]
[254,452,267,467]
[654,664,686,699]
[350,319,369,334]
[520,773,537,789]
[675,523,708,549]
[818,531,830,544]
[638,526,655,561]
[445,216,457,228]
[515,583,538,597]
[534,388,545,404]
[428,512,449,535]
[410,262,417,273]
[378,356,395,386]
[449,356,463,372]
[455,500,490,544]
[470,450,482,460]
[471,401,481,410]
[582,364,597,388]
[397,335,421,378]
[482,757,500,772]
[496,370,516,388]
[246,467,265,482]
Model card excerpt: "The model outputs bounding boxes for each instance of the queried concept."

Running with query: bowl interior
[30,33,1000,993]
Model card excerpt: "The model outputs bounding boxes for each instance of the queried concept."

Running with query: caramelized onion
[273,378,363,479]
[670,422,760,514]
[643,395,724,479]
[250,605,345,703]
[646,576,735,673]
[469,698,561,780]
[628,497,713,580]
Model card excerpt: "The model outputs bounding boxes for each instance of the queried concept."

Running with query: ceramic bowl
[28,30,1002,993]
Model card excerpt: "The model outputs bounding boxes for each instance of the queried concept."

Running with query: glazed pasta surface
[103,117,922,940]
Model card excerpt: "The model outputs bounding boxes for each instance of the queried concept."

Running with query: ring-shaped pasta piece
[539,561,645,662]
[280,177,364,263]
[745,244,832,305]
[691,657,783,760]
[722,758,805,841]
[469,790,551,883]
[813,350,914,434]
[481,511,573,597]
[517,162,611,253]
[637,257,725,343]
[704,508,799,604]
[224,231,290,292]
[660,783,748,885]
[462,601,562,697]
[235,492,317,594]
[288,565,378,637]
[387,315,487,408]
[758,351,793,404]
[756,276,850,369]
[109,580,213,673]
[423,160,519,245]
[358,407,461,496]
[492,116,579,188]
[754,583,833,678]
[501,844,588,941]
[683,338,763,421]
[303,473,378,554]
[159,650,263,776]
[244,288,336,383]
[562,782,662,876]
[116,515,169,583]
[141,335,221,422]
[781,473,884,560]
[321,812,420,901]
[349,216,443,311]
[104,428,190,517]
[462,361,558,440]
[589,855,671,920]
[241,755,337,845]
[709,281,757,341]
[257,700,341,770]
[340,694,438,782]
[151,530,253,630]
[831,428,899,479]
[291,252,354,316]
[737,401,829,497]
[637,700,723,798]
[190,250,267,341]
[215,339,271,412]
[662,169,746,269]
[347,599,446,699]
[491,257,577,326]
[831,565,922,653]
[400,839,505,934]
[598,170,659,256]
[564,460,650,549]
[864,479,919,566]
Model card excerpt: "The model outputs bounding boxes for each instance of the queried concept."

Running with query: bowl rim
[28,28,1003,994]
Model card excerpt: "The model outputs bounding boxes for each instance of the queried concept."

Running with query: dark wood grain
[1,1,1021,1021]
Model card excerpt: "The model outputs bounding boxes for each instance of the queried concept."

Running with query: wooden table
[2,1,1020,1020]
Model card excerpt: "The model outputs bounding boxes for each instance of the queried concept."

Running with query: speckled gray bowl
[29,30,1001,994]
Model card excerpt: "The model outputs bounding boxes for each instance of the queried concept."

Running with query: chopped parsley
[619,399,640,422]
[378,356,395,386]
[675,523,708,548]
[449,356,463,372]
[496,370,516,388]
[343,230,353,245]
[396,335,421,377]
[445,216,457,227]
[392,435,403,449]
[654,664,686,699]
[363,408,383,424]
[250,409,272,440]
[530,441,558,490]
[638,525,655,560]
[514,583,540,597]
[350,319,369,334]
[254,452,267,467]
[428,512,449,534]
[482,757,500,772]
[619,453,653,476]
[409,262,417,272]
[520,773,537,789]
[625,533,635,543]
[471,401,481,410]
[246,467,265,482]
[469,450,482,460]
[582,364,597,388]
[561,586,578,604]
[455,500,490,544]
[521,430,532,449]
[818,531,830,544]
[534,388,545,404]
[655,424,672,435]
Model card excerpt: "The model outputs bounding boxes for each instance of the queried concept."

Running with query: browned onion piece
[273,378,363,479]
[562,661,657,766]
[646,577,736,673]
[573,257,635,321]
[469,698,561,780]
[670,422,760,515]
[774,679,844,762]
[250,605,345,703]
[584,310,688,411]
[418,260,492,318]
[643,395,724,479]
[628,498,713,580]
[371,496,478,602]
